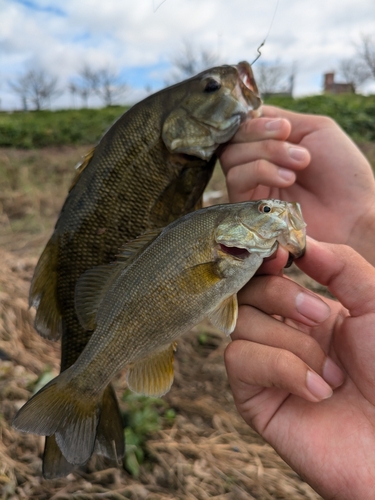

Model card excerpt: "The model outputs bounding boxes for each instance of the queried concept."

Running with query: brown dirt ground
[1,143,356,500]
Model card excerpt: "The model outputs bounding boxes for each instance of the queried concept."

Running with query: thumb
[297,237,375,316]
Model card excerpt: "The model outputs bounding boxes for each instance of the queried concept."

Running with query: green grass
[265,94,375,142]
[0,106,128,149]
[0,94,374,149]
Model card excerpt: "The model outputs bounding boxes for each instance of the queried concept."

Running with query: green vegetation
[265,94,375,142]
[122,390,176,477]
[0,106,127,149]
[0,94,374,149]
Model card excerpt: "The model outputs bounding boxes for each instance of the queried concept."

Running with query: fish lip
[235,61,262,113]
[236,61,259,95]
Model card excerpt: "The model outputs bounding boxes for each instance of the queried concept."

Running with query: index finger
[297,237,375,316]
[261,105,334,144]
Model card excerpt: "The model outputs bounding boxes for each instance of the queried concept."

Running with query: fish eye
[259,203,272,213]
[204,78,221,93]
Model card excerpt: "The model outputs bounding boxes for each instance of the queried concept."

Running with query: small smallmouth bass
[28,62,261,477]
[14,200,306,468]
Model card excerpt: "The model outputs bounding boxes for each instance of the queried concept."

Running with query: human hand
[225,237,375,499]
[219,106,375,264]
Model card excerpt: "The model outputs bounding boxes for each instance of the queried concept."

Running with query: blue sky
[1,0,374,110]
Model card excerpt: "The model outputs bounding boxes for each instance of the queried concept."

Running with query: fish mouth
[236,61,262,117]
[219,243,250,260]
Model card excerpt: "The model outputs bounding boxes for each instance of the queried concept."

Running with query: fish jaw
[277,202,307,259]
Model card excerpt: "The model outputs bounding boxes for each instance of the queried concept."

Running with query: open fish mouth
[237,61,259,94]
[219,243,250,259]
[235,61,262,117]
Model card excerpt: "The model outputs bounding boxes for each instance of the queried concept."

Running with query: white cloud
[1,0,375,109]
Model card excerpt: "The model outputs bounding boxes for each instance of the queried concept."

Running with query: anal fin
[126,343,177,397]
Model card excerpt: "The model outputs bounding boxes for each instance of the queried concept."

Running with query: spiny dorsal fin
[29,234,63,340]
[207,294,238,336]
[75,228,163,330]
[116,228,163,267]
[126,342,177,397]
[69,147,96,191]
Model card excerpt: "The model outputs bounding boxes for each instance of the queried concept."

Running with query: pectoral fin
[208,294,238,335]
[69,147,96,191]
[126,343,177,397]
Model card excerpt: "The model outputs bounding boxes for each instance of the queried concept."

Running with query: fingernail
[265,119,283,131]
[277,167,295,182]
[306,371,333,400]
[296,292,331,323]
[323,357,345,388]
[288,146,309,161]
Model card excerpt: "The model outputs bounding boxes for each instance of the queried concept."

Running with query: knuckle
[224,340,244,367]
[257,274,286,300]
[226,165,240,188]
[273,349,296,378]
[312,115,336,129]
[252,158,268,178]
[263,139,277,156]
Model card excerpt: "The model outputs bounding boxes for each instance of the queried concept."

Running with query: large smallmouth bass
[14,200,306,467]
[27,62,261,477]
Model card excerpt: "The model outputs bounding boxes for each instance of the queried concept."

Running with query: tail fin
[43,435,75,479]
[42,383,125,478]
[13,371,100,465]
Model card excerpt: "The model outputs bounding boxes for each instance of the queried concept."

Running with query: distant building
[323,72,355,94]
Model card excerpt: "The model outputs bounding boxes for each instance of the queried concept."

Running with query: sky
[1,0,375,110]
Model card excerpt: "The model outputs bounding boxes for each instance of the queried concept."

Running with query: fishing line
[251,0,280,65]
[153,0,168,12]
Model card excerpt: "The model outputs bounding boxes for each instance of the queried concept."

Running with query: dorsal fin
[116,228,163,266]
[69,147,96,191]
[75,228,163,330]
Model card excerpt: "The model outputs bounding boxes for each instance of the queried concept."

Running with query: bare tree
[93,67,128,106]
[338,58,369,92]
[71,64,98,107]
[72,64,127,107]
[167,41,220,84]
[253,61,295,97]
[8,68,60,110]
[355,34,375,79]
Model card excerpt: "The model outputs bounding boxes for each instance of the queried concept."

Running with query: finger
[256,245,290,275]
[225,341,334,414]
[298,237,375,315]
[220,139,310,173]
[232,300,343,388]
[237,274,331,327]
[225,160,296,202]
[229,116,291,144]
[261,105,336,144]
